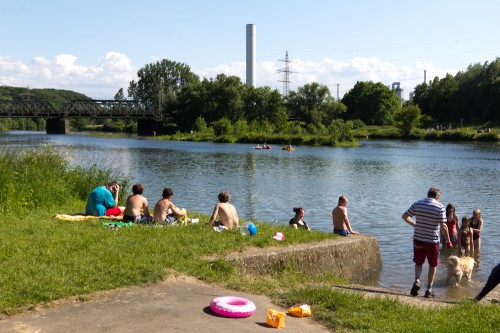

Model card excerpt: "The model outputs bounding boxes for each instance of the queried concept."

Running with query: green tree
[128,59,199,118]
[342,81,400,125]
[243,86,288,129]
[412,58,500,123]
[174,80,205,131]
[211,117,232,136]
[114,88,126,100]
[208,74,245,123]
[394,103,422,135]
[194,116,208,132]
[286,82,340,125]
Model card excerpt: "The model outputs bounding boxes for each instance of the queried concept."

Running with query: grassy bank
[156,131,358,147]
[353,124,500,142]
[1,147,498,332]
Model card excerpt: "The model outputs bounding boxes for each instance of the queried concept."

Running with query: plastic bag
[288,303,311,317]
[266,308,286,328]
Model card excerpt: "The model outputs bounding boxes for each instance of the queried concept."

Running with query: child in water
[441,203,459,249]
[458,217,474,257]
[470,208,483,251]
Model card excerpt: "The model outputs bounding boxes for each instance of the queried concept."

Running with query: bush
[211,117,232,136]
[0,145,128,213]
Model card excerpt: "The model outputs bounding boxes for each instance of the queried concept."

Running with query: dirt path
[0,276,497,333]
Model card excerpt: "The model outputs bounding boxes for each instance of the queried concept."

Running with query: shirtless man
[123,183,150,222]
[153,188,188,223]
[332,195,359,236]
[208,191,239,230]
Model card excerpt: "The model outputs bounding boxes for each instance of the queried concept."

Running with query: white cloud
[0,52,137,99]
[0,52,461,100]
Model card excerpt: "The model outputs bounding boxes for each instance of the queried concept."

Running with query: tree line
[1,57,498,139]
[125,57,499,136]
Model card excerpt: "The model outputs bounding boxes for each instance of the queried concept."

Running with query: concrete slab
[0,276,330,333]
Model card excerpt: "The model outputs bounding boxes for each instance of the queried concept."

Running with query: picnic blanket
[54,214,123,221]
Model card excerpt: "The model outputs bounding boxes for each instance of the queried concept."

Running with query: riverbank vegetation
[353,122,500,141]
[2,57,499,144]
[1,147,498,332]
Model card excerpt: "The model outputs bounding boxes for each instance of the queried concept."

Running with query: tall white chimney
[246,24,256,87]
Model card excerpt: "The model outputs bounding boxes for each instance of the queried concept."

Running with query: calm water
[2,131,499,298]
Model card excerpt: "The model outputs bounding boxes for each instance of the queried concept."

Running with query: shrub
[0,145,128,213]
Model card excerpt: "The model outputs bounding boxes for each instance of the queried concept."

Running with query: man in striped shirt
[402,187,452,298]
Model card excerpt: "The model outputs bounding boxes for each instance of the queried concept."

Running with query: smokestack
[424,70,427,84]
[246,24,256,87]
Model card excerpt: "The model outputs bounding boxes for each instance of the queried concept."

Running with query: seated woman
[153,188,198,225]
[289,207,310,230]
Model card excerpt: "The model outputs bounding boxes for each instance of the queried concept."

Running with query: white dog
[447,255,476,287]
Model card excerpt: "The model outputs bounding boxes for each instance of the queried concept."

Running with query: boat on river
[254,144,272,150]
[280,145,295,151]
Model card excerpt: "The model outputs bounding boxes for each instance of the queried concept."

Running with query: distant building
[391,82,404,105]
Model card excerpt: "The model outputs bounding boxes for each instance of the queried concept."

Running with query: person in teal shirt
[86,181,122,216]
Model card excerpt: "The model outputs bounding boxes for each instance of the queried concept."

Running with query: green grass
[1,146,499,332]
[0,209,336,314]
[273,286,500,332]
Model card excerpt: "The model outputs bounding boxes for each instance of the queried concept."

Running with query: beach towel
[54,214,123,221]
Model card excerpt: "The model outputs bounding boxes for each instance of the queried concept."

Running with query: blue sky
[1,0,499,99]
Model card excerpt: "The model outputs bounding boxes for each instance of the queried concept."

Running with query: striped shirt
[405,197,446,243]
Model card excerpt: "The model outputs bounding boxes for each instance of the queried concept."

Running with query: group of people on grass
[87,183,497,301]
[85,182,360,236]
[402,187,496,301]
[85,181,240,228]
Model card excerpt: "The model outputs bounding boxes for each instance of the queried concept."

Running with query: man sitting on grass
[86,181,123,217]
[123,183,152,223]
[208,191,239,230]
[153,188,198,225]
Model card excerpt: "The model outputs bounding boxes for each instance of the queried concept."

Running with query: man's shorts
[413,239,439,267]
[333,228,350,237]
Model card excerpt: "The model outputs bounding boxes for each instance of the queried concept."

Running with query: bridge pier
[46,118,69,134]
[137,119,164,136]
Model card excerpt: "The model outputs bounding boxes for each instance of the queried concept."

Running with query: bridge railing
[0,101,58,117]
[0,100,159,119]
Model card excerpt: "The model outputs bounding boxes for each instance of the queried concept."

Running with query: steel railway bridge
[0,100,165,135]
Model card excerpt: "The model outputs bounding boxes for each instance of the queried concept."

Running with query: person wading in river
[402,187,452,298]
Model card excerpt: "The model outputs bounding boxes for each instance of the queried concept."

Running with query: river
[2,131,499,299]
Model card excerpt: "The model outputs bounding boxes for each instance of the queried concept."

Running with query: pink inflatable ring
[210,296,256,318]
